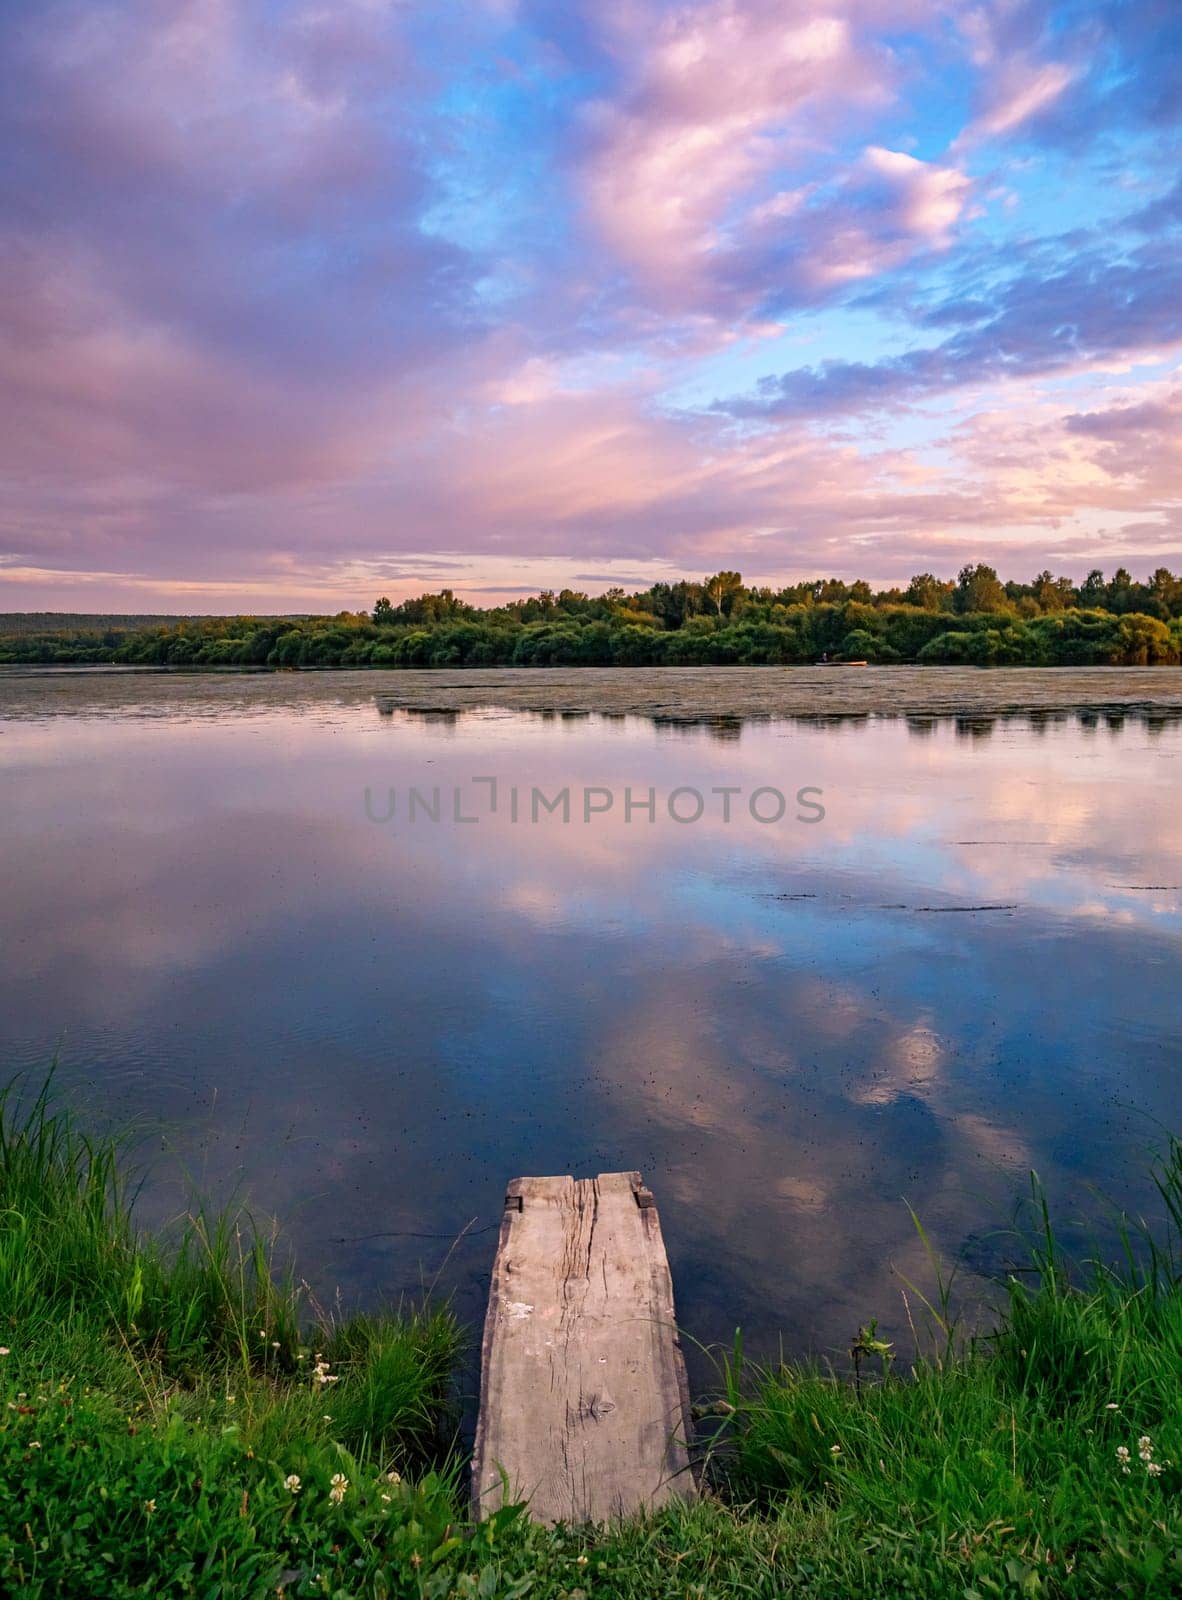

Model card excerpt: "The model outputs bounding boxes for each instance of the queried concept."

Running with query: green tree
[649,581,704,627]
[1149,567,1182,618]
[1105,567,1136,613]
[955,563,1009,614]
[904,573,948,611]
[1031,570,1075,612]
[1115,613,1177,664]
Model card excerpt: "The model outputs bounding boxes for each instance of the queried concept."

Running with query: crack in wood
[472,1171,697,1525]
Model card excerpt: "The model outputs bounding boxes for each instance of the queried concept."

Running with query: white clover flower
[328,1486,346,1505]
[1116,1446,1130,1462]
[829,1444,841,1455]
[386,1470,402,1485]
[143,1499,156,1514]
[284,1474,301,1494]
[1105,1402,1119,1410]
[0,1347,10,1357]
[1147,1461,1163,1477]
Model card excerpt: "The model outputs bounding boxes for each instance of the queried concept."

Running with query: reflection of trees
[652,716,745,741]
[366,695,1182,737]
[374,701,465,726]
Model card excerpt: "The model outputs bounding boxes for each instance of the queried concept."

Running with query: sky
[1,0,1180,613]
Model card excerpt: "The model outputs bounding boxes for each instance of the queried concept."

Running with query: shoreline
[5,1081,1181,1595]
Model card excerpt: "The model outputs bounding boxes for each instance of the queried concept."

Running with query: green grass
[0,1076,471,1596]
[2,1075,1180,1597]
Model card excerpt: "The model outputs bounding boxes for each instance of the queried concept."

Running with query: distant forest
[3,565,1182,668]
[0,612,312,636]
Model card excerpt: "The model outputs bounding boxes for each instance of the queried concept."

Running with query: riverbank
[3,1080,1179,1597]
[4,580,1181,674]
[5,663,1182,722]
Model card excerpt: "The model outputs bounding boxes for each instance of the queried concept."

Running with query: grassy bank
[2,1079,1179,1597]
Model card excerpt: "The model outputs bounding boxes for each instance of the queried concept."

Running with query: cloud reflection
[0,685,1179,1358]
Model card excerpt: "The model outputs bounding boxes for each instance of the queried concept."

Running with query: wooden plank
[471,1171,696,1525]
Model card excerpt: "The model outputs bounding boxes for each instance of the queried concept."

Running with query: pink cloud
[1,0,1179,611]
[861,148,969,243]
[12,352,1181,609]
[578,1,910,312]
[974,62,1074,139]
[725,145,971,297]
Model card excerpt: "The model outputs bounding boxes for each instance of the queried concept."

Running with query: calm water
[2,670,1181,1375]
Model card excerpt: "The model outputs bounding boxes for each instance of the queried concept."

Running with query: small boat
[817,657,868,666]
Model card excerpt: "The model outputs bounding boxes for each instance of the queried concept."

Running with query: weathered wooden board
[471,1171,696,1525]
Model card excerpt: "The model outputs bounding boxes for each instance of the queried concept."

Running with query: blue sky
[1,0,1180,610]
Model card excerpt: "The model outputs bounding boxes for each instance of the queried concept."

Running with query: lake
[2,667,1180,1375]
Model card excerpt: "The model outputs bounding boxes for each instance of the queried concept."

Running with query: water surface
[2,670,1180,1372]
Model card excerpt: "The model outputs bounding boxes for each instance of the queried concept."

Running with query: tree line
[4,564,1182,668]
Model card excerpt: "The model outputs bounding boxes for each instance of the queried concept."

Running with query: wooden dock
[471,1171,696,1525]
